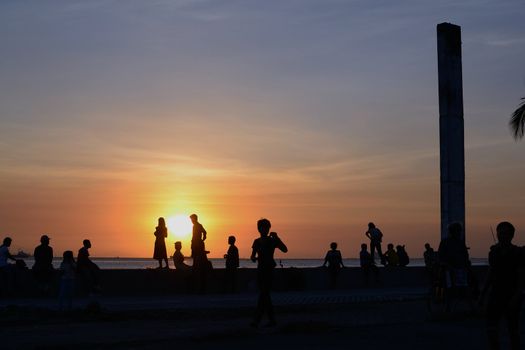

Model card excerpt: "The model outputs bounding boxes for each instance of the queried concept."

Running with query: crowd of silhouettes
[1,217,524,343]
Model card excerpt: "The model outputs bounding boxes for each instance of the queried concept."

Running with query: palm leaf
[510,97,525,140]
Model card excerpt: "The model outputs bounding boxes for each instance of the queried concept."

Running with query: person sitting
[173,241,190,270]
[77,239,100,295]
[384,243,399,267]
[396,245,410,267]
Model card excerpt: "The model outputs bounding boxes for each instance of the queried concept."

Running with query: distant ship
[13,250,31,258]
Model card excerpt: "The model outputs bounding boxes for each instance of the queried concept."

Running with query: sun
[166,214,193,239]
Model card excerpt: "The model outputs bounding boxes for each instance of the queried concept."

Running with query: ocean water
[19,257,488,269]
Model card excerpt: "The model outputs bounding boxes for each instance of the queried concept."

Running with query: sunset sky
[1,0,525,259]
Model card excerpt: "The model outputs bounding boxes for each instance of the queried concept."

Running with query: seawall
[2,266,488,297]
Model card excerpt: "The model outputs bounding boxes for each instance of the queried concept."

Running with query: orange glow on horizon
[166,214,193,240]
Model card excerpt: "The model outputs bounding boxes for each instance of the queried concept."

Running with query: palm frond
[510,97,525,140]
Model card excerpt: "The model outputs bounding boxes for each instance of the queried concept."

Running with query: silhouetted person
[424,243,438,268]
[480,222,524,350]
[190,214,208,268]
[365,222,385,265]
[360,243,379,286]
[59,250,76,311]
[322,242,344,289]
[173,241,190,270]
[224,235,239,292]
[438,222,470,288]
[33,234,54,294]
[0,237,16,296]
[250,218,288,328]
[424,243,439,284]
[0,237,16,268]
[384,243,399,267]
[396,245,409,267]
[190,214,210,293]
[153,217,169,269]
[77,239,100,295]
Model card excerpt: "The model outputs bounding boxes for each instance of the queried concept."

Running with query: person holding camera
[250,218,288,328]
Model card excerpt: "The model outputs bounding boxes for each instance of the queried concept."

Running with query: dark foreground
[1,289,522,350]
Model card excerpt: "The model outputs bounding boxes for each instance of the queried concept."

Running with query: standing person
[190,214,208,268]
[438,222,470,288]
[480,222,524,350]
[33,234,54,294]
[365,222,385,265]
[153,217,169,269]
[190,214,210,293]
[360,243,379,286]
[250,218,288,328]
[423,243,437,268]
[77,239,100,295]
[0,237,16,296]
[58,250,76,311]
[322,242,344,289]
[224,235,239,293]
[423,243,438,284]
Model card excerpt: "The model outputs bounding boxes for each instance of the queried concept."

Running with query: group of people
[153,214,215,272]
[1,218,524,347]
[320,223,411,288]
[0,236,100,310]
[152,214,287,327]
[363,222,410,267]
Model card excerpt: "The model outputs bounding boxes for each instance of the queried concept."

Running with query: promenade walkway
[1,287,516,350]
[0,287,427,312]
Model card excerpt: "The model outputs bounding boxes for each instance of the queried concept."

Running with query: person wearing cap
[33,234,54,294]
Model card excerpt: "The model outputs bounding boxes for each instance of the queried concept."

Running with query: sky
[1,0,525,259]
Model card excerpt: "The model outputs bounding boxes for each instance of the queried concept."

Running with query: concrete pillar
[437,23,465,240]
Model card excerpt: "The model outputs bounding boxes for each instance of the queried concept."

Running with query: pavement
[3,287,518,350]
[0,287,427,312]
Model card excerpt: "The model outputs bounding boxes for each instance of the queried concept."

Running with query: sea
[19,257,489,269]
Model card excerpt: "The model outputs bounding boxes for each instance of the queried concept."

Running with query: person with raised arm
[365,222,386,265]
[250,218,288,328]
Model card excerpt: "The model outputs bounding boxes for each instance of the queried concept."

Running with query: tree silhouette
[510,97,525,140]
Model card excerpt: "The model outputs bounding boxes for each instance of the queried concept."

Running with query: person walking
[250,218,288,328]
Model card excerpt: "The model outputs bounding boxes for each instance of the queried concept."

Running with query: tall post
[437,23,465,240]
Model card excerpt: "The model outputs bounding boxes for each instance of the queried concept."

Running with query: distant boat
[14,250,31,258]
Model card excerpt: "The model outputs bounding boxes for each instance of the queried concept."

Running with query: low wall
[1,266,489,297]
